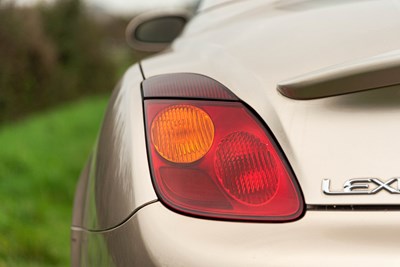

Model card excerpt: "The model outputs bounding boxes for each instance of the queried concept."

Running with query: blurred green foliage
[0,96,108,266]
[0,0,139,265]
[0,0,133,124]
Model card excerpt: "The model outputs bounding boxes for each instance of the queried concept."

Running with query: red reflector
[145,99,304,222]
[160,168,232,210]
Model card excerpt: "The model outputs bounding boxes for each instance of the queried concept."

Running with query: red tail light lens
[215,131,279,205]
[143,74,304,222]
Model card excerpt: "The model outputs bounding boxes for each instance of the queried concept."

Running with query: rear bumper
[72,202,400,266]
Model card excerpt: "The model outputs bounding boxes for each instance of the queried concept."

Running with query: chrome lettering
[322,178,400,195]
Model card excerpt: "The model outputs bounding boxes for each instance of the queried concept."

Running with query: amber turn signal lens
[151,105,214,163]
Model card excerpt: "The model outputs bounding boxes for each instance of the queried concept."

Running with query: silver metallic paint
[72,0,400,265]
[278,49,400,99]
[142,0,400,205]
[72,64,157,231]
[75,202,400,266]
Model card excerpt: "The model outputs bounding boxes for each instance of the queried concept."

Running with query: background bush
[0,0,136,264]
[0,0,133,124]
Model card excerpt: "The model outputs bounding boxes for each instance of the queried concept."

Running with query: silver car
[71,0,400,266]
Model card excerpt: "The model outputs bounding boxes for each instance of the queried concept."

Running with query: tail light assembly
[143,73,305,222]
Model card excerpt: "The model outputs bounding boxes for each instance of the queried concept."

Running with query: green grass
[0,96,109,266]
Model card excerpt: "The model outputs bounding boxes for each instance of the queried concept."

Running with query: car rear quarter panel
[71,64,157,232]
